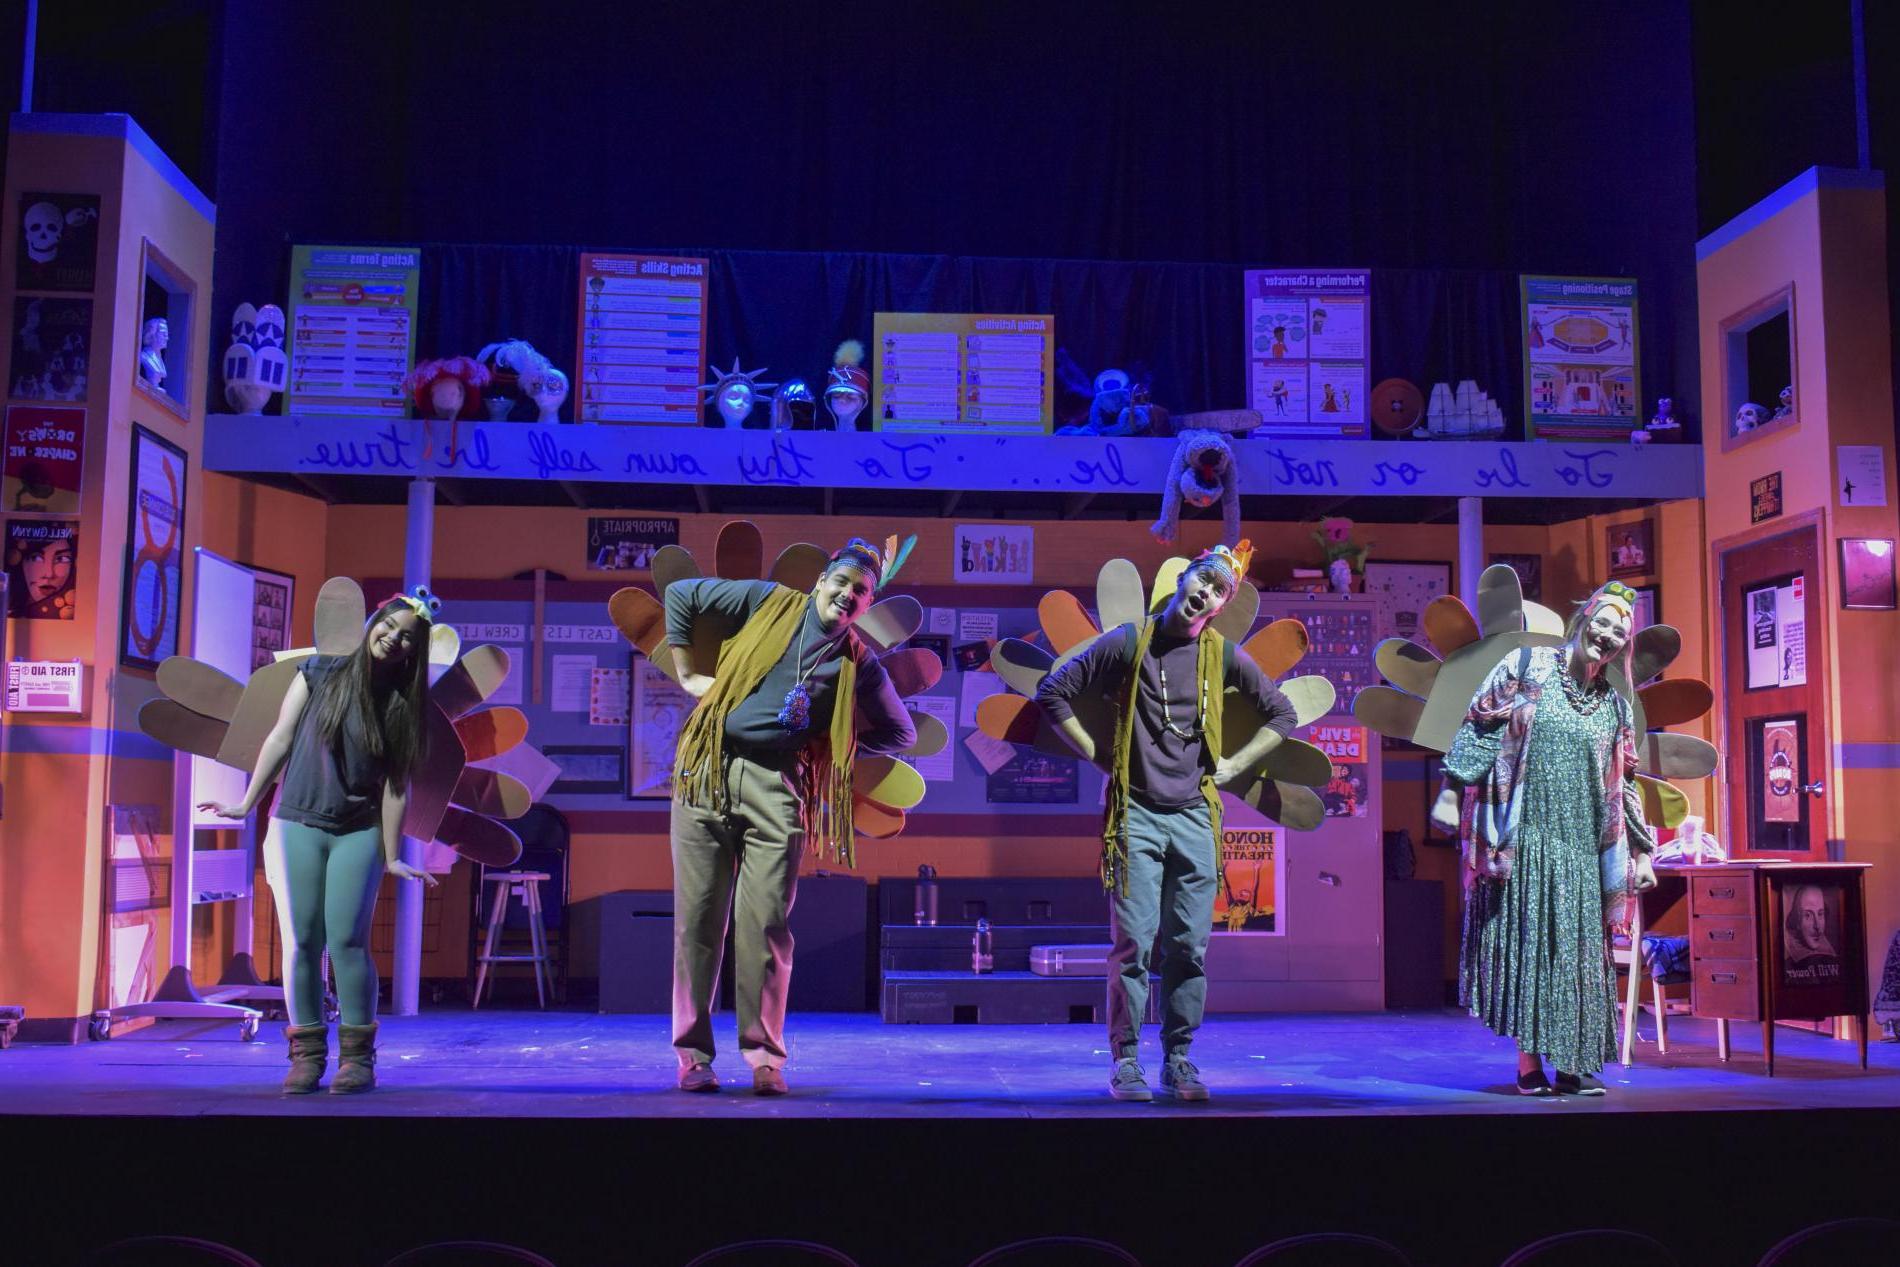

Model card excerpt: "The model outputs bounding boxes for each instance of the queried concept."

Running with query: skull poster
[15,193,100,293]
[9,296,93,402]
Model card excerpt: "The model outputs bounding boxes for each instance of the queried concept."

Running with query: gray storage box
[1029,944,1114,977]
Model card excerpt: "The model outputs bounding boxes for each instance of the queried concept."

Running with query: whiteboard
[189,548,254,828]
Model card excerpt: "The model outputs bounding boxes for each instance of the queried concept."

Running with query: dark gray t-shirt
[1037,622,1299,811]
[273,655,387,833]
[663,578,916,756]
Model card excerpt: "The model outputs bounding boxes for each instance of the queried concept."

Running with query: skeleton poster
[1521,275,1641,440]
[15,193,100,292]
[9,296,93,402]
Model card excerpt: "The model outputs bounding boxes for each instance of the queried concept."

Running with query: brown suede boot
[282,1024,328,1094]
[330,1021,379,1094]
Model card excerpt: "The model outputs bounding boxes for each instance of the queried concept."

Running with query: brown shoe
[282,1024,328,1094]
[752,1065,788,1096]
[678,1062,721,1093]
[330,1022,378,1094]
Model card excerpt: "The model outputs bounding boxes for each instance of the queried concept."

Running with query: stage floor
[5,1006,1896,1118]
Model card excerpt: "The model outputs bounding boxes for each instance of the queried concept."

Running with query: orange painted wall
[1696,170,1900,1004]
[0,119,215,1029]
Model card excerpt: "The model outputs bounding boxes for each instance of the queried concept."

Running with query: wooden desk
[1659,860,1871,1074]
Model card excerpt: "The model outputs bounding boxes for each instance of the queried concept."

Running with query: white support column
[391,476,435,1016]
[1457,496,1484,613]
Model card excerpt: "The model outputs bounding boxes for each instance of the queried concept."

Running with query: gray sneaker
[1109,1058,1153,1102]
[1161,1056,1209,1102]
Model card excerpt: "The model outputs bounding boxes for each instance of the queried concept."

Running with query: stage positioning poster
[121,426,187,667]
[1521,275,1640,440]
[1243,269,1370,438]
[4,405,85,513]
[576,254,710,424]
[873,312,1054,434]
[284,245,421,417]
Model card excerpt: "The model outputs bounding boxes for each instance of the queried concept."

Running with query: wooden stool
[474,871,553,1009]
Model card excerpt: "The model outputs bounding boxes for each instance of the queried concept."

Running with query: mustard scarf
[1101,619,1226,893]
[672,585,863,864]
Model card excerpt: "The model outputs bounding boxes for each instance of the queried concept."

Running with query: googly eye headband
[381,585,443,623]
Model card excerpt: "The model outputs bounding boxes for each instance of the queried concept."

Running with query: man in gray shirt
[1037,542,1296,1101]
[664,536,915,1095]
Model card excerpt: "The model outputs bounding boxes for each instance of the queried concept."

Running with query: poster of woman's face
[5,518,79,620]
[1780,881,1844,986]
[15,193,100,293]
[9,296,93,402]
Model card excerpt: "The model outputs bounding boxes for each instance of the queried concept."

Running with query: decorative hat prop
[402,356,491,422]
[476,339,553,421]
[700,358,777,429]
[1351,565,1716,828]
[607,521,945,846]
[975,552,1339,831]
[222,302,288,414]
[770,378,817,431]
[137,578,558,868]
[824,340,869,429]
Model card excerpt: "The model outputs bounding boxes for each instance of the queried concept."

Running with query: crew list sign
[872,312,1054,434]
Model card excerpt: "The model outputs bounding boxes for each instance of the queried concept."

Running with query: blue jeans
[1106,798,1217,1061]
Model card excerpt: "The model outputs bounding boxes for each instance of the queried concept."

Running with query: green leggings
[263,818,385,1026]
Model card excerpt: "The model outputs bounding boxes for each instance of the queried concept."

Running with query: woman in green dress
[1432,581,1657,1096]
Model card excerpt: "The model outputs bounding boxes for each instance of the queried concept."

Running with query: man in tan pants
[664,536,915,1094]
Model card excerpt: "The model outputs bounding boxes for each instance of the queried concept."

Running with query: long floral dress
[1445,646,1653,1076]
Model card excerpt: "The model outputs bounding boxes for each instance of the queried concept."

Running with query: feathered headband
[828,534,918,590]
[1192,539,1254,585]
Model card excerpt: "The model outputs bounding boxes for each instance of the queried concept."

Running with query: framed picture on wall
[544,744,627,796]
[1838,538,1897,610]
[1488,552,1542,600]
[1361,559,1451,645]
[1606,520,1654,577]
[1630,584,1658,633]
[119,425,188,668]
[245,564,296,672]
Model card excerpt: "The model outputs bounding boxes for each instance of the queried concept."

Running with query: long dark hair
[310,598,432,788]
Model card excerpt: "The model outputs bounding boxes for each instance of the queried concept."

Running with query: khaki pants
[671,751,805,1071]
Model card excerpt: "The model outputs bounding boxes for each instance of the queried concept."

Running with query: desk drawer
[1691,914,1754,955]
[1691,875,1754,917]
[1693,958,1760,1020]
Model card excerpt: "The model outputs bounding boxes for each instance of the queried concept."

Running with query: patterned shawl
[1456,645,1647,936]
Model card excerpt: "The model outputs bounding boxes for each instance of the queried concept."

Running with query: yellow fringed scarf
[1101,620,1227,893]
[672,585,862,865]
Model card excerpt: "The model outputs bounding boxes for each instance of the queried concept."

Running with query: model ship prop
[1351,563,1716,827]
[608,520,946,840]
[138,577,554,866]
[973,557,1338,831]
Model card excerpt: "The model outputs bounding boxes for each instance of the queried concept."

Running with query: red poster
[1306,721,1369,818]
[3,404,85,513]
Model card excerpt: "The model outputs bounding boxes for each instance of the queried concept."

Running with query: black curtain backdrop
[394,244,1536,434]
[188,0,1702,433]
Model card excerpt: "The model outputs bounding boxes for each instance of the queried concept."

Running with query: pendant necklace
[1561,661,1610,716]
[1156,653,1206,740]
[776,615,836,730]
